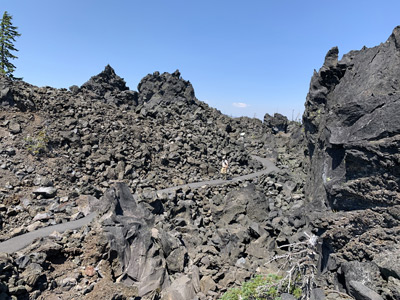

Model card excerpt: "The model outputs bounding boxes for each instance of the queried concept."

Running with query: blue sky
[2,1,400,119]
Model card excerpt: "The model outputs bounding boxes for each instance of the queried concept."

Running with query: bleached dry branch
[265,231,319,300]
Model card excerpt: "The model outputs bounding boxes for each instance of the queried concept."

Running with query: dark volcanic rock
[99,183,170,296]
[303,26,400,211]
[137,69,195,106]
[303,27,400,300]
[0,75,36,111]
[264,113,289,134]
[341,261,381,294]
[81,65,138,106]
[81,64,129,95]
[347,281,384,300]
[0,76,14,108]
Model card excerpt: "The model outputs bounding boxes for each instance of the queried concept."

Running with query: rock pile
[1,66,308,299]
[0,66,263,241]
[0,168,305,299]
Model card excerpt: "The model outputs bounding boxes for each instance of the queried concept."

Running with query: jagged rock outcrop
[264,113,289,134]
[303,26,400,211]
[79,65,139,107]
[0,75,36,111]
[137,69,195,106]
[303,27,400,300]
[81,65,129,94]
[0,75,14,108]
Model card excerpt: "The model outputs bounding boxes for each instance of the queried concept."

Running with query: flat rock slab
[33,187,57,198]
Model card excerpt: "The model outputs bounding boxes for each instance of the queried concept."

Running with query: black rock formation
[80,65,138,106]
[0,75,36,111]
[303,27,400,300]
[137,69,195,106]
[81,64,129,95]
[99,183,171,297]
[303,26,400,211]
[263,113,289,134]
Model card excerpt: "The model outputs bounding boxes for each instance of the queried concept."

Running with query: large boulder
[99,183,170,297]
[341,261,381,294]
[303,26,400,211]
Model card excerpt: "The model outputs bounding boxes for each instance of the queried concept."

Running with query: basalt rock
[0,75,36,111]
[80,65,138,107]
[0,76,13,106]
[137,69,195,106]
[264,113,289,134]
[303,26,400,211]
[303,27,400,300]
[81,64,129,96]
[99,183,170,296]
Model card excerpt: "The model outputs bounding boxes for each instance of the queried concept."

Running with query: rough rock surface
[303,27,400,300]
[303,27,400,211]
[264,113,289,134]
[98,183,170,297]
[137,69,195,106]
[0,65,262,243]
[79,64,138,107]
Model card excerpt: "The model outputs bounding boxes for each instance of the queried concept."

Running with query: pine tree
[0,11,21,79]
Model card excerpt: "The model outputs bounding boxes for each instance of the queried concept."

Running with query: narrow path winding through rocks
[0,155,278,254]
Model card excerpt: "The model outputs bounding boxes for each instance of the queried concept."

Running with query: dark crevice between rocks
[336,270,347,292]
[367,126,400,141]
[368,101,385,115]
[327,145,345,171]
[45,253,68,266]
[115,201,124,216]
[307,142,315,159]
[379,266,400,281]
[276,238,289,251]
[320,239,334,273]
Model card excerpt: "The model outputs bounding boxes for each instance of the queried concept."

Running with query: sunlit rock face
[303,26,400,211]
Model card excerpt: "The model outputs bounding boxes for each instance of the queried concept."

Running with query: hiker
[221,157,229,179]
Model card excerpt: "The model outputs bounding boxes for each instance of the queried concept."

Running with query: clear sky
[2,1,400,120]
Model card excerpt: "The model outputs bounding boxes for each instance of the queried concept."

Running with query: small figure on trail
[220,157,229,180]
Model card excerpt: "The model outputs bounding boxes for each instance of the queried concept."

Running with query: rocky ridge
[0,67,268,241]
